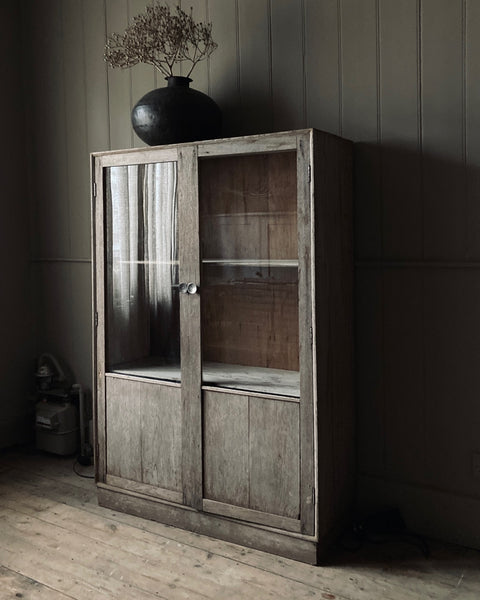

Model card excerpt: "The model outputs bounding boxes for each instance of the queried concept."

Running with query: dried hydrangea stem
[104,2,218,80]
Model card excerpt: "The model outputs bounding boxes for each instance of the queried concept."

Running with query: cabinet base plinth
[97,483,325,565]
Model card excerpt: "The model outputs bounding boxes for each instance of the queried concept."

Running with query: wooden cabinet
[91,129,354,564]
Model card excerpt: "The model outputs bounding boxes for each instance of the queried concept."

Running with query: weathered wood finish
[203,390,301,527]
[2,448,480,600]
[313,129,355,540]
[199,151,299,371]
[105,377,183,499]
[297,132,316,535]
[178,145,203,510]
[92,129,353,563]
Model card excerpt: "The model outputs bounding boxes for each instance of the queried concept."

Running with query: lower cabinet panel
[105,376,183,499]
[202,390,301,526]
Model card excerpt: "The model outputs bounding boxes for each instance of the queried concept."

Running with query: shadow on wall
[353,141,480,502]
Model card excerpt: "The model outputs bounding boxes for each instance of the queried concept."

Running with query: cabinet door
[96,155,185,503]
[197,139,315,534]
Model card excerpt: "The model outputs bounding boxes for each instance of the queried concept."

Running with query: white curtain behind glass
[106,162,178,367]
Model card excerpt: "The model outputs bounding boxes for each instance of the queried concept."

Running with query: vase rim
[165,75,192,86]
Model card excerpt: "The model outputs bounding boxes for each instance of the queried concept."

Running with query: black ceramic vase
[131,76,222,146]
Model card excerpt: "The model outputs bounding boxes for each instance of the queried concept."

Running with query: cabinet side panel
[297,133,315,535]
[94,158,106,480]
[203,391,249,507]
[313,130,354,538]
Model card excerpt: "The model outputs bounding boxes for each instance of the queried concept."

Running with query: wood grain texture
[3,450,480,600]
[105,377,183,496]
[203,390,249,507]
[178,145,203,509]
[313,129,354,538]
[199,151,299,370]
[249,397,300,520]
[296,132,315,535]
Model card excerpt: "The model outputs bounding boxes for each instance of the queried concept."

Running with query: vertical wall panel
[341,0,382,259]
[466,0,480,258]
[379,0,422,259]
[383,270,425,482]
[355,269,385,476]
[424,271,480,495]
[83,0,110,153]
[62,0,90,259]
[187,0,209,95]
[304,0,340,135]
[422,0,466,259]
[105,0,132,150]
[27,0,70,258]
[238,0,272,135]
[69,263,93,387]
[270,0,305,131]
[129,0,157,148]
[208,0,240,137]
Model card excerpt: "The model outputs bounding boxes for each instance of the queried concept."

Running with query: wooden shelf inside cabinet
[108,359,300,398]
[202,259,298,267]
[92,129,354,565]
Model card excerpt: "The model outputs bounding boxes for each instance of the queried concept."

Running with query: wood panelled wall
[18,0,480,547]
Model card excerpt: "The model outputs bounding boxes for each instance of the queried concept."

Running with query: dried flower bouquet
[104,2,217,79]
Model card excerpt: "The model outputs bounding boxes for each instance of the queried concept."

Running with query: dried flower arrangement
[104,2,218,79]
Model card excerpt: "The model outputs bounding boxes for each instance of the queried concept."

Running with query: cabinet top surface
[91,128,351,161]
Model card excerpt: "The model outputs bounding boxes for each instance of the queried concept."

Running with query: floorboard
[1,447,479,599]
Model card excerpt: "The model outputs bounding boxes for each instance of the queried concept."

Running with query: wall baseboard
[358,475,480,550]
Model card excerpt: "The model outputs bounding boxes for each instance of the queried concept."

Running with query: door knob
[179,282,198,294]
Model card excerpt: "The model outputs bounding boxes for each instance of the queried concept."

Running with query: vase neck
[166,76,192,88]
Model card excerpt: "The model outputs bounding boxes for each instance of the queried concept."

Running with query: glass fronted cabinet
[92,129,354,564]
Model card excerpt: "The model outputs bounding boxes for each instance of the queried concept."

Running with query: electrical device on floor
[34,353,92,461]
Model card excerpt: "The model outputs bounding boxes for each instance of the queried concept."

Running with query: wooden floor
[1,448,479,600]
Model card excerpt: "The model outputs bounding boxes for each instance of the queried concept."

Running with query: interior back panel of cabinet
[199,152,299,372]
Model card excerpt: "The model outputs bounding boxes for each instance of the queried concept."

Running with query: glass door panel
[199,152,299,397]
[105,162,181,382]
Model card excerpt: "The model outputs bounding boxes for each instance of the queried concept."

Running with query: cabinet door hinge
[308,164,311,184]
[92,181,97,198]
[94,312,99,328]
[309,326,313,346]
[312,487,316,506]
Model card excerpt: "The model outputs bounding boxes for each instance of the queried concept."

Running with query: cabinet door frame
[92,146,180,486]
[196,131,316,535]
